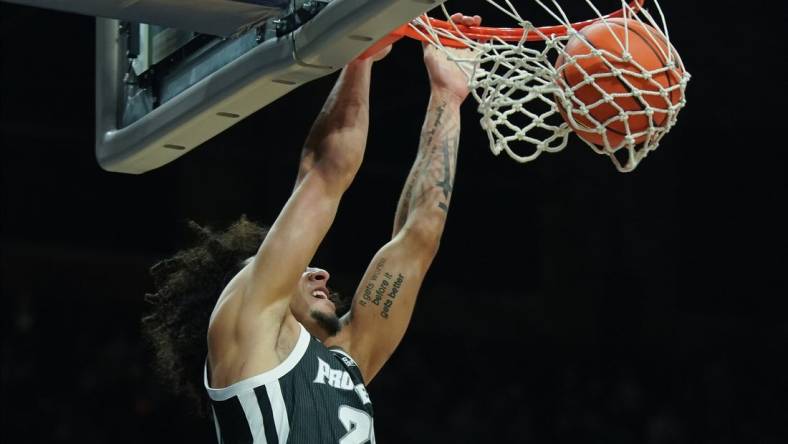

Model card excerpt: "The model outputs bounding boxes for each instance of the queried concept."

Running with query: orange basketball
[555,18,684,148]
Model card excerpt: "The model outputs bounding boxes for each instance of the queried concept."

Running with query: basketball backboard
[99,0,451,174]
[7,0,447,174]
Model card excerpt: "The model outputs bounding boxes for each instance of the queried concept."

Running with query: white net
[412,0,690,172]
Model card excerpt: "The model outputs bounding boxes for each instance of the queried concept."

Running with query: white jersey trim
[266,380,290,442]
[210,405,222,443]
[329,348,358,366]
[237,390,266,442]
[204,322,310,401]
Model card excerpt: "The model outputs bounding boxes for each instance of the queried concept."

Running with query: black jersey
[204,323,375,443]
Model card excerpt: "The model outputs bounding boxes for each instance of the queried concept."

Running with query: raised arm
[328,19,481,382]
[240,48,390,319]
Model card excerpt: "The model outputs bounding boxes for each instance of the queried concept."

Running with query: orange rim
[416,0,645,45]
[359,0,645,57]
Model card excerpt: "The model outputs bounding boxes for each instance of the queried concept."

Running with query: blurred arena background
[1,1,787,442]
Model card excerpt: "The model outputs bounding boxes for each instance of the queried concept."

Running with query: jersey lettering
[314,357,355,390]
[339,355,357,368]
[338,406,375,444]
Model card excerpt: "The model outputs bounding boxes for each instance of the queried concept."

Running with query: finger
[421,41,437,53]
[450,13,481,27]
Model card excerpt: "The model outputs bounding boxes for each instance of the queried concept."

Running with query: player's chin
[311,297,336,314]
[310,308,341,336]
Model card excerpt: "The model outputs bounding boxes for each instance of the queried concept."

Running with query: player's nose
[306,268,330,283]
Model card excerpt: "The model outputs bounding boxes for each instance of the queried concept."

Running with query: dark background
[2,1,787,442]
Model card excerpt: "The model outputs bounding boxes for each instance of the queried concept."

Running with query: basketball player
[143,13,482,443]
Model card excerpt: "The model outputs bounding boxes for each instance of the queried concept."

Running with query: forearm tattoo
[356,258,407,320]
[393,101,459,232]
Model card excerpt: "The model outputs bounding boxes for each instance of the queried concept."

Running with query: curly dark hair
[141,216,268,413]
[142,216,351,414]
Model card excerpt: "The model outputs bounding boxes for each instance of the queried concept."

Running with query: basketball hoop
[367,0,690,172]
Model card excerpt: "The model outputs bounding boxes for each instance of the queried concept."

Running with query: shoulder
[208,266,292,352]
[206,321,313,400]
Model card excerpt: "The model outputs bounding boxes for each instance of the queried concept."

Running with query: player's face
[290,267,340,337]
